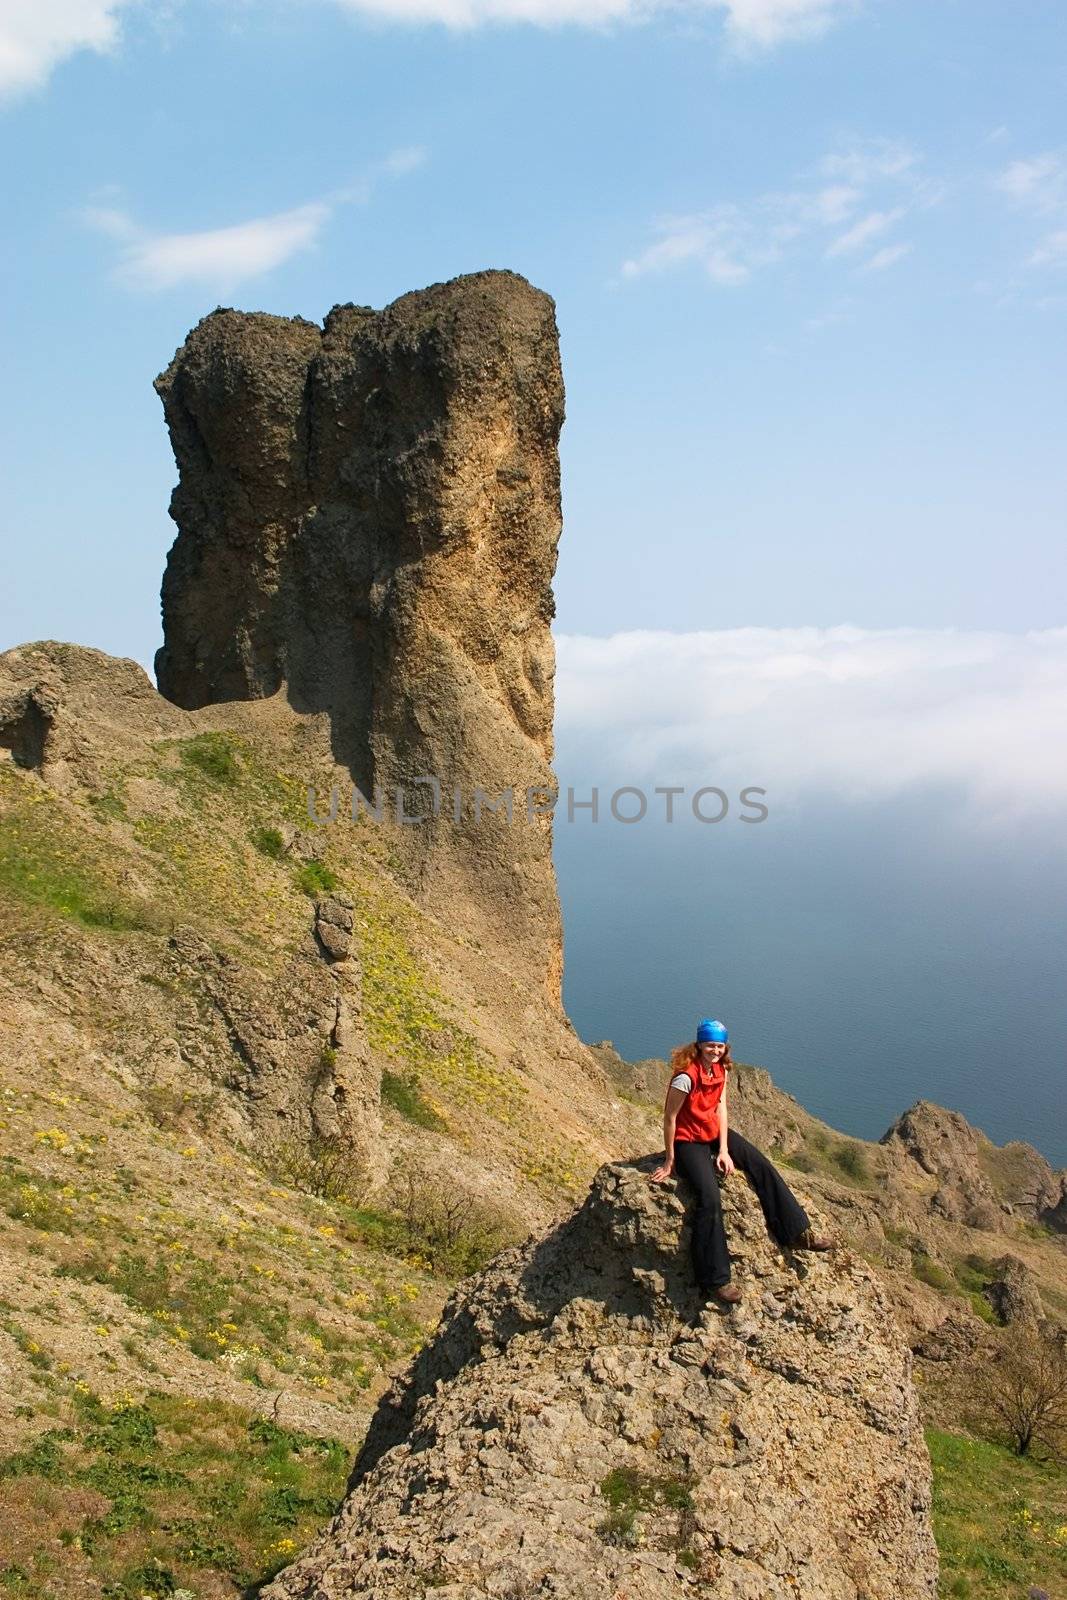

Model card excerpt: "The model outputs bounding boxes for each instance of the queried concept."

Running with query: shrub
[295,860,337,896]
[779,1149,818,1174]
[964,1323,1067,1457]
[271,1129,366,1204]
[251,826,285,860]
[831,1141,870,1183]
[178,733,241,784]
[390,1168,516,1277]
[342,1169,517,1278]
[911,1251,956,1294]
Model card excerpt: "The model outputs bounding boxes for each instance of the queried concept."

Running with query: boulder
[265,1158,937,1600]
[982,1255,1045,1326]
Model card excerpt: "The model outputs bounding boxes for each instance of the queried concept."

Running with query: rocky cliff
[153,271,565,1005]
[265,1159,937,1600]
[3,267,1066,1600]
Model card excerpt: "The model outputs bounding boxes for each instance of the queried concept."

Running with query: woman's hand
[649,1159,674,1183]
[716,1149,735,1177]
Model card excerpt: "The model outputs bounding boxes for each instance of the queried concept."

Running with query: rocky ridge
[265,1159,938,1600]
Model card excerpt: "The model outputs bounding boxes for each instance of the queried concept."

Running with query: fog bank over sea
[551,626,1067,1166]
[554,778,1067,1168]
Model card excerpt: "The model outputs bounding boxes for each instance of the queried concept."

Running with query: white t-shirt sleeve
[669,1072,693,1093]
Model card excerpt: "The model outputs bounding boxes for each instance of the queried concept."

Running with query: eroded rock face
[154,271,565,1003]
[265,1159,937,1600]
[983,1255,1046,1326]
[0,642,189,789]
[0,642,382,1168]
[881,1100,1067,1235]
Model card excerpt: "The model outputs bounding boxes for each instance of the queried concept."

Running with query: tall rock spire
[155,270,566,1002]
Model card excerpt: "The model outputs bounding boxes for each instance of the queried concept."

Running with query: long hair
[667,1039,734,1080]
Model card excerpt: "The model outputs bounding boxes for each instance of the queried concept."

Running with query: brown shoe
[791,1228,834,1252]
[709,1283,742,1303]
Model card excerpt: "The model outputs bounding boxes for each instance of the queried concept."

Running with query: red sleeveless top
[671,1055,727,1142]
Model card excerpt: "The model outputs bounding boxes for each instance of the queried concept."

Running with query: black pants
[673,1131,810,1289]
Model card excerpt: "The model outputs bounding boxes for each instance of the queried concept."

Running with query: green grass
[953,1254,1000,1325]
[776,1128,876,1188]
[55,1247,293,1369]
[928,1427,1067,1598]
[0,781,160,934]
[0,1160,76,1234]
[0,1385,349,1600]
[597,1466,696,1550]
[177,732,242,785]
[251,825,286,859]
[381,1070,448,1131]
[831,1140,870,1182]
[295,859,338,895]
[912,1250,958,1295]
[906,1249,1001,1322]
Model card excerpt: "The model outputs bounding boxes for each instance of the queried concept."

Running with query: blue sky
[3,0,1066,657]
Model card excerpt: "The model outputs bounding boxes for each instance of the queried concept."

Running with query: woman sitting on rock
[649,1018,832,1303]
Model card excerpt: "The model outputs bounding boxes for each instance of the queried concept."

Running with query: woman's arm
[716,1082,735,1175]
[650,1086,688,1182]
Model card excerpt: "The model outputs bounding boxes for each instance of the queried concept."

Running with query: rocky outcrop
[881,1101,1003,1229]
[0,641,190,788]
[982,1255,1046,1326]
[265,1158,937,1600]
[881,1100,1067,1234]
[912,1312,983,1364]
[154,270,566,1003]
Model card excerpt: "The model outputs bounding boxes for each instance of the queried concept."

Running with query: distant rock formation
[154,271,566,1002]
[882,1100,1067,1235]
[265,1159,938,1600]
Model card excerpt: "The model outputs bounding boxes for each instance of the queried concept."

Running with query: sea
[555,780,1067,1169]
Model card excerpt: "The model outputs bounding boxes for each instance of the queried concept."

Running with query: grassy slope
[0,722,612,1598]
[929,1429,1067,1600]
[3,726,1067,1598]
[0,995,444,1600]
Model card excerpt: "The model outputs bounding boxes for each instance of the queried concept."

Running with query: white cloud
[825,206,904,257]
[84,146,424,290]
[998,151,1067,276]
[860,240,911,271]
[333,0,855,30]
[821,141,916,184]
[995,151,1067,275]
[3,0,858,95]
[0,0,129,97]
[621,141,921,286]
[1029,229,1067,268]
[379,144,427,176]
[994,152,1066,213]
[703,0,858,46]
[554,626,1067,832]
[98,202,332,290]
